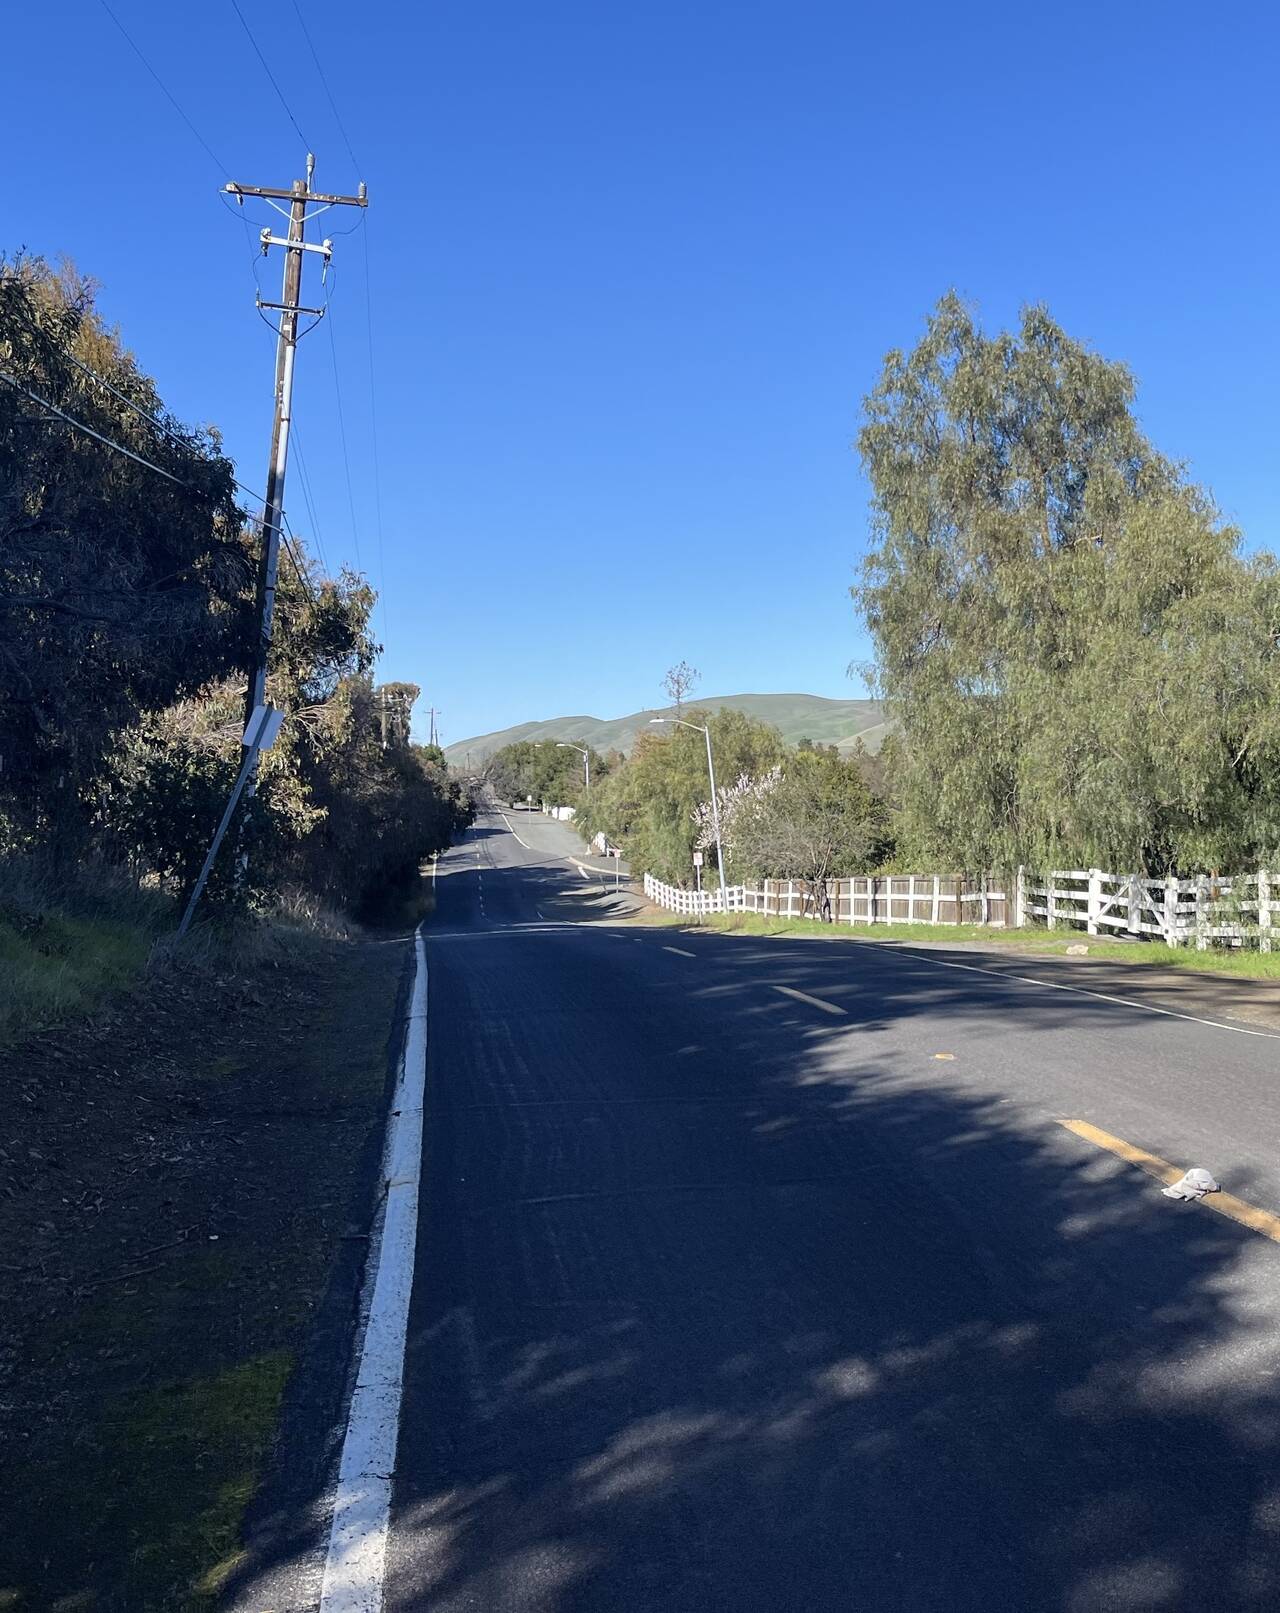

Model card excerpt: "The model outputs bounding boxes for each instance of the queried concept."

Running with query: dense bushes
[1,254,470,928]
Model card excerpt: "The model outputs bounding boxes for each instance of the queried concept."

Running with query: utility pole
[428,706,440,748]
[224,156,368,867]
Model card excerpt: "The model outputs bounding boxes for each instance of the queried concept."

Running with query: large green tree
[577,707,785,883]
[856,294,1280,875]
[0,256,252,861]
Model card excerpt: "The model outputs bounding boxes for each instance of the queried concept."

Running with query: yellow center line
[1060,1118,1280,1246]
[772,985,848,1017]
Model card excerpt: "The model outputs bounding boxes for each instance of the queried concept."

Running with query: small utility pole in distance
[224,155,368,876]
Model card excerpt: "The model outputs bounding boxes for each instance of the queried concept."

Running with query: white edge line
[318,927,428,1612]
[890,947,1280,1040]
[495,808,624,883]
[498,809,533,850]
[663,946,697,959]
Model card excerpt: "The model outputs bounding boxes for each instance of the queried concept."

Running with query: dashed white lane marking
[318,928,428,1612]
[773,984,848,1016]
[663,946,697,959]
[890,948,1280,1040]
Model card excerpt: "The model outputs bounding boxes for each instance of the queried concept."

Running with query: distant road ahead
[383,809,1280,1611]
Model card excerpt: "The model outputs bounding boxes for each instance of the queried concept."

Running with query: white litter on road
[1162,1167,1221,1201]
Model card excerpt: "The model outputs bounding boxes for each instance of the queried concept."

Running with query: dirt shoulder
[0,928,410,1612]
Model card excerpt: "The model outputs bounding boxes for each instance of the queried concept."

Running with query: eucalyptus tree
[857,294,1280,875]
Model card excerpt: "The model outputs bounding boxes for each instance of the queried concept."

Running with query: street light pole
[702,723,728,911]
[649,717,728,912]
[555,742,590,792]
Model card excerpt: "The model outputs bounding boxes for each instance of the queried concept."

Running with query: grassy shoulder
[0,910,409,1611]
[0,863,171,1045]
[632,907,1280,980]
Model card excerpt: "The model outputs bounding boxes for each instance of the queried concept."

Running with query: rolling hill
[443,693,889,768]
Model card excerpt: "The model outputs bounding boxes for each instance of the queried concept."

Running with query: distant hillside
[443,693,889,768]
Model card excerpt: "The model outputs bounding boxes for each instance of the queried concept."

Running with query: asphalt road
[379,810,1280,1612]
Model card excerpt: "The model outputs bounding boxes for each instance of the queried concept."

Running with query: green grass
[31,1349,294,1613]
[638,908,1280,979]
[0,908,155,1043]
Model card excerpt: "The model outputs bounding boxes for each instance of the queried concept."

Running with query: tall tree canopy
[575,708,785,884]
[856,294,1280,875]
[0,255,252,856]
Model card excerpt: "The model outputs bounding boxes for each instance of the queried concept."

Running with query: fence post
[1013,866,1026,929]
[1162,873,1179,945]
[932,875,941,925]
[1126,873,1141,935]
[1195,875,1209,950]
[1087,868,1102,935]
[1046,874,1056,930]
[1260,870,1273,954]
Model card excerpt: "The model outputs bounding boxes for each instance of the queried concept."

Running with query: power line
[0,371,188,485]
[281,516,320,607]
[362,225,389,638]
[288,0,360,174]
[325,309,363,573]
[282,1,386,636]
[97,0,229,178]
[289,422,331,577]
[228,0,313,152]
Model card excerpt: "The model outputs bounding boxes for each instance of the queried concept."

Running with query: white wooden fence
[644,866,1278,950]
[1022,869,1275,951]
[643,872,1010,927]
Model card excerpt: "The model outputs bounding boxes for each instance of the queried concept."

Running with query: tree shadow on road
[227,944,1280,1613]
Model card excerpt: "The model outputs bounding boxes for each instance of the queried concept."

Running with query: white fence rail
[643,872,1010,927]
[1023,869,1275,951]
[644,866,1278,950]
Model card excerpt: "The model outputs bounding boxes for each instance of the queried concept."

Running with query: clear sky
[6,2,1277,745]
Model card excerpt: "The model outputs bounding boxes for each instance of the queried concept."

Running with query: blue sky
[6,2,1277,745]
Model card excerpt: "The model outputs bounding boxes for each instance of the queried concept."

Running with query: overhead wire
[4,364,320,614]
[289,422,332,577]
[288,0,360,175]
[283,2,388,635]
[325,308,363,574]
[228,0,313,153]
[0,371,188,485]
[361,223,389,638]
[97,0,229,179]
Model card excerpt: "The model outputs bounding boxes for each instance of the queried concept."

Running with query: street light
[649,717,728,912]
[555,742,590,791]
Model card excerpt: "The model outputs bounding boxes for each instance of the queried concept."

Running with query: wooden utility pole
[224,156,368,866]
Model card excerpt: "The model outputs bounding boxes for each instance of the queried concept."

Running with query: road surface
[256,809,1280,1611]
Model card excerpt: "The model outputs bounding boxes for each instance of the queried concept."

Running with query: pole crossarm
[225,181,368,207]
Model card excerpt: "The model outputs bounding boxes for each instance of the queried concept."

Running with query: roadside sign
[243,703,286,752]
[693,851,704,867]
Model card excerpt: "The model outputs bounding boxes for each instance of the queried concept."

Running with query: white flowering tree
[694,752,887,918]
